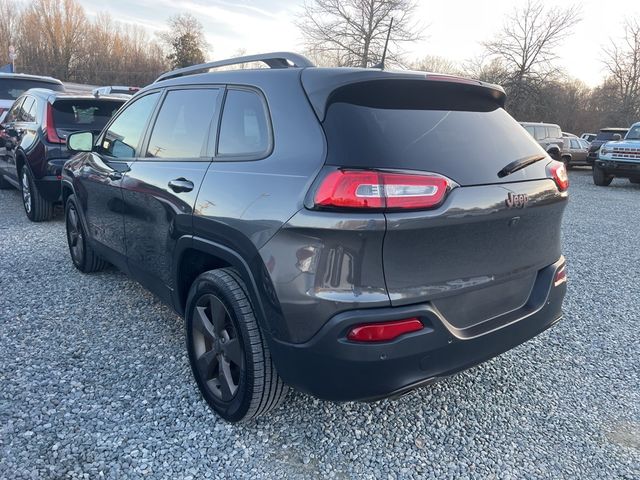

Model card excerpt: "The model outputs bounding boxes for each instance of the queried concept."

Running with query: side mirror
[68,131,94,153]
[612,134,622,141]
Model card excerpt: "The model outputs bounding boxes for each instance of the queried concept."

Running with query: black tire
[21,167,53,221]
[0,173,13,189]
[65,194,106,273]
[561,155,572,170]
[549,150,561,161]
[185,268,289,422]
[593,165,613,186]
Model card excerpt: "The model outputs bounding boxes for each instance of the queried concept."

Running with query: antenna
[372,18,393,70]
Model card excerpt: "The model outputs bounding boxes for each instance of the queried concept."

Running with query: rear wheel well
[178,249,231,311]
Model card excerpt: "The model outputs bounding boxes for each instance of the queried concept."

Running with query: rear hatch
[51,98,124,140]
[304,70,567,333]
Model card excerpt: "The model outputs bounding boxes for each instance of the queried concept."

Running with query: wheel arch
[173,236,286,342]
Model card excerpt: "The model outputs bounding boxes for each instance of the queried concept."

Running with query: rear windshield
[596,131,627,141]
[0,78,64,100]
[52,99,124,131]
[323,103,545,185]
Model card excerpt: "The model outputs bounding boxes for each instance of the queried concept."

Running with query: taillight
[347,318,424,342]
[44,104,64,144]
[547,161,568,191]
[313,170,452,211]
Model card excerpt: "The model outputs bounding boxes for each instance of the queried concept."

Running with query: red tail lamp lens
[44,104,64,144]
[548,161,569,191]
[347,318,424,342]
[314,170,451,211]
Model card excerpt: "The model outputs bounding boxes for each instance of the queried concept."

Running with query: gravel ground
[1,169,639,479]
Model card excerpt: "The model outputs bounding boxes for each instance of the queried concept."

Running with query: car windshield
[625,125,640,140]
[0,78,64,100]
[596,131,627,141]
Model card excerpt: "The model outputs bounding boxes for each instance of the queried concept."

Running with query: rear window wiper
[497,154,546,178]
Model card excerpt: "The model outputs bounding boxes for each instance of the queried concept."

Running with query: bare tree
[602,19,640,125]
[482,0,580,118]
[160,13,208,69]
[299,0,422,68]
[411,55,460,75]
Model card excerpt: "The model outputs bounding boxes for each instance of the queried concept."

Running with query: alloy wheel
[66,204,84,264]
[191,294,244,402]
[21,171,31,214]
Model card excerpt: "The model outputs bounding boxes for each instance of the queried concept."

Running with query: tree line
[0,0,207,86]
[1,0,638,134]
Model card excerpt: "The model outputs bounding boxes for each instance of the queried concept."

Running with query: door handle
[168,178,194,193]
[108,171,122,181]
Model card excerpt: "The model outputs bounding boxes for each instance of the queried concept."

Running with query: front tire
[185,268,289,422]
[593,165,613,186]
[65,194,106,273]
[21,167,53,221]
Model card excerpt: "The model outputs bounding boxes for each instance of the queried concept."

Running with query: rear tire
[185,268,289,422]
[561,155,572,170]
[65,194,106,273]
[21,167,53,221]
[593,165,613,186]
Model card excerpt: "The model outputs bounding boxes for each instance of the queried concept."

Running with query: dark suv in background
[62,52,568,422]
[586,127,629,165]
[0,89,125,221]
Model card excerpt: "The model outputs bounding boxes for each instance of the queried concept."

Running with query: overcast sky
[75,0,639,86]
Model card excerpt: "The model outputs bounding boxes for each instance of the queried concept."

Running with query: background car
[520,122,564,160]
[561,137,590,167]
[0,73,64,122]
[562,132,577,138]
[586,127,628,165]
[0,89,125,221]
[593,121,640,186]
[92,85,140,97]
[580,133,597,143]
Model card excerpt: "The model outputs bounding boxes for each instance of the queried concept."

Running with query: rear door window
[534,126,546,140]
[546,126,561,138]
[523,126,535,137]
[570,139,580,149]
[146,88,220,159]
[100,92,160,159]
[3,97,24,123]
[217,89,271,158]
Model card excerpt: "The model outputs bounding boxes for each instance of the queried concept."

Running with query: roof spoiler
[155,52,315,83]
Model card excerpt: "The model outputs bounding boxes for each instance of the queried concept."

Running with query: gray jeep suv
[61,52,569,422]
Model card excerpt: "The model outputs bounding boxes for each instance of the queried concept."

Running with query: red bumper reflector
[347,318,423,342]
[554,265,567,287]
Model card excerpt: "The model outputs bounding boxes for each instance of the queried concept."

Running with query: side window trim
[138,85,223,162]
[214,85,274,162]
[5,96,25,123]
[97,90,162,159]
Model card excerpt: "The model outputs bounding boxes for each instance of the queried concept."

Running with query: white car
[92,85,140,97]
[593,122,640,186]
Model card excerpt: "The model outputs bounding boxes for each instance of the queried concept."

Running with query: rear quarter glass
[322,102,548,186]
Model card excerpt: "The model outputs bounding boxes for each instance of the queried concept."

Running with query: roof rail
[154,52,315,83]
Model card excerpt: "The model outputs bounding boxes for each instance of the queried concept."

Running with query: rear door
[319,79,567,332]
[3,95,38,182]
[121,86,222,302]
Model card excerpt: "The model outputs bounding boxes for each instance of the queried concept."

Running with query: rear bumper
[270,258,566,402]
[596,159,640,177]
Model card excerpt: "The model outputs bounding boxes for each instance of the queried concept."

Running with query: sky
[73,0,640,86]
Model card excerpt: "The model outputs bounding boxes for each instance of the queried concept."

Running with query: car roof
[0,72,63,85]
[600,127,628,132]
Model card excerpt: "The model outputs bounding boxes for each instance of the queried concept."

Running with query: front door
[75,91,161,268]
[121,87,222,301]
